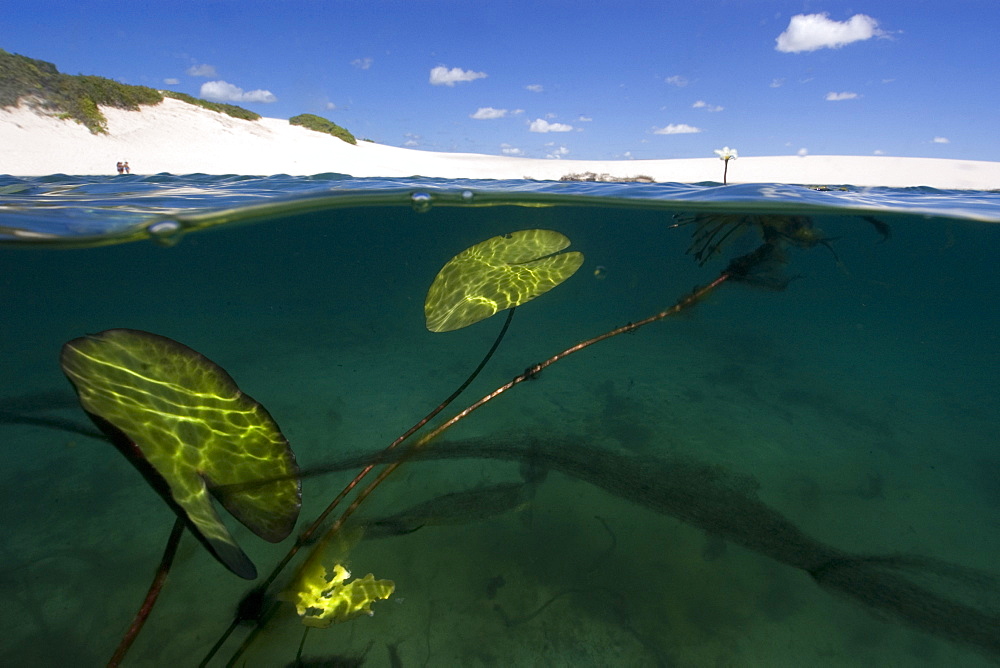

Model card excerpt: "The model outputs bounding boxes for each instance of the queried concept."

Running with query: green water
[1,191,998,666]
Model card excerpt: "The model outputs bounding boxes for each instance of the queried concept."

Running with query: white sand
[1,97,998,189]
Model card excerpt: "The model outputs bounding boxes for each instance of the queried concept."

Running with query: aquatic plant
[283,526,394,627]
[203,221,838,663]
[424,228,584,332]
[31,228,574,663]
[51,213,991,666]
[326,228,583,519]
[59,328,300,664]
[217,237,774,666]
[668,211,863,284]
[277,527,393,664]
[61,329,301,576]
[714,146,738,184]
[107,223,802,664]
[193,229,586,663]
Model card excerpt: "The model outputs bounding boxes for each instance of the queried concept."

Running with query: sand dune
[1,98,998,189]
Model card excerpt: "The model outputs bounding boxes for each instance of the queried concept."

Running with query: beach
[1,97,998,189]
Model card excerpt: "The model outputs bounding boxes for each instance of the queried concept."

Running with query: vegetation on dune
[0,48,259,132]
[289,113,357,145]
[161,90,260,121]
[2,48,357,140]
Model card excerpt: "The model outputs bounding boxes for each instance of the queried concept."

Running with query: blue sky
[3,1,996,160]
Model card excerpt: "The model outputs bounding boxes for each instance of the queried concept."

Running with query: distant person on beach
[116,161,124,174]
[123,161,130,174]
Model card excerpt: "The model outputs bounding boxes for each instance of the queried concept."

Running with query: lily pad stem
[108,516,185,667]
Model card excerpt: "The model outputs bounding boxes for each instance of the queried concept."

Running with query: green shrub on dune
[0,48,260,132]
[1,48,163,133]
[66,76,163,132]
[75,75,163,109]
[161,91,260,121]
[0,49,61,107]
[289,113,357,145]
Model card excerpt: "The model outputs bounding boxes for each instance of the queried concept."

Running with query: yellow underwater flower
[283,539,394,628]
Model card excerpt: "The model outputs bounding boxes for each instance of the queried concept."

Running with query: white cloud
[770,78,785,88]
[429,66,487,86]
[187,64,217,77]
[873,149,885,155]
[163,78,180,85]
[530,118,573,133]
[797,147,809,157]
[577,115,593,122]
[200,81,277,103]
[471,107,508,120]
[932,136,950,144]
[546,146,570,159]
[351,57,373,70]
[403,133,420,147]
[776,13,885,53]
[653,123,702,135]
[501,144,523,155]
[825,91,859,101]
[665,75,689,87]
[693,100,724,112]
[325,102,337,110]
[526,84,544,93]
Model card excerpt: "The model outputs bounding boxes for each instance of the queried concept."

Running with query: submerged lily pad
[60,329,301,579]
[425,229,584,332]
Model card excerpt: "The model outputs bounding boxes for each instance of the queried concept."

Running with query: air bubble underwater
[146,219,184,246]
[411,190,474,213]
[410,192,432,213]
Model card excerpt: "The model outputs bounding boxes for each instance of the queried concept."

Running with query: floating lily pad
[425,229,584,332]
[60,329,301,579]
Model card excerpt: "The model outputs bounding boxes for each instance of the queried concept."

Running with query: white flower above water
[714,147,738,184]
[714,147,738,161]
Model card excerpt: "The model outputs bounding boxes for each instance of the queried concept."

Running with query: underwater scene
[1,175,998,667]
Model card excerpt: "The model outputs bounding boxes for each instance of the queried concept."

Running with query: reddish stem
[108,516,185,667]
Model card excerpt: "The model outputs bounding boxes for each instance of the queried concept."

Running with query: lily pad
[425,229,584,332]
[60,329,301,579]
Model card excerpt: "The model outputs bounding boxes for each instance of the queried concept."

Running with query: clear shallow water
[1,175,998,666]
